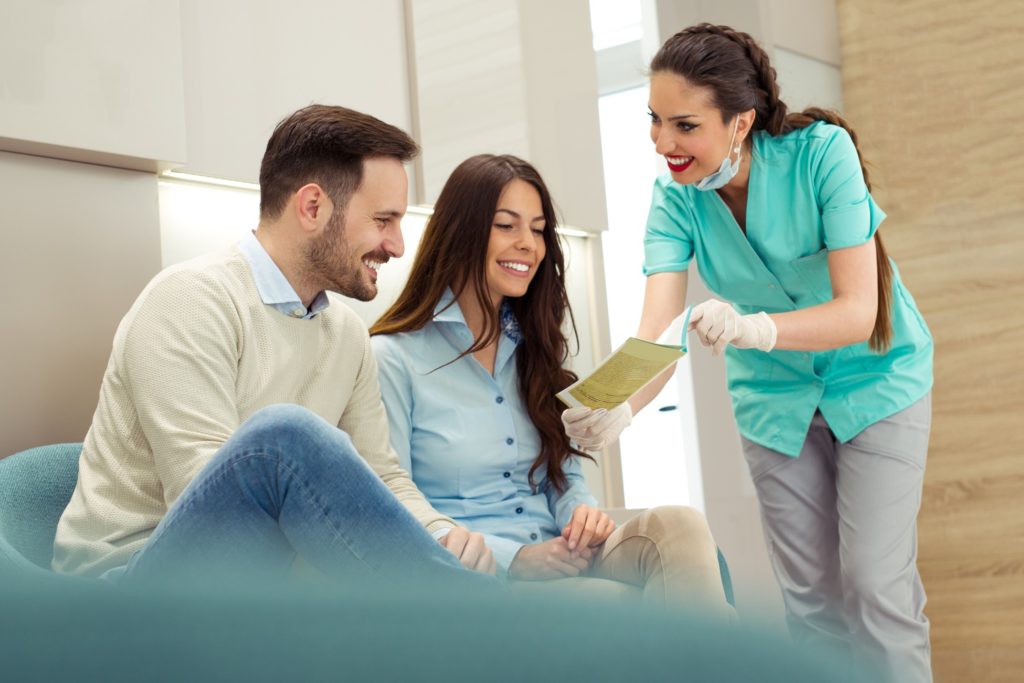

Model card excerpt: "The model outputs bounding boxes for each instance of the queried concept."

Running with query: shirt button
[768,284,775,289]
[515,507,524,514]
[506,437,514,445]
[291,308,304,317]
[495,396,504,404]
[530,533,538,540]
[503,471,511,478]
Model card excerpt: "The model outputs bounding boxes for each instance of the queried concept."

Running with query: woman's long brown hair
[370,154,589,493]
[651,23,893,352]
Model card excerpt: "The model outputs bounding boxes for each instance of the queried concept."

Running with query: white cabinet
[178,0,414,183]
[0,0,187,171]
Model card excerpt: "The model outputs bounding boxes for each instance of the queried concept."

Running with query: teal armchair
[0,442,82,575]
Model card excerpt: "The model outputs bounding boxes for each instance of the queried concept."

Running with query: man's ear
[293,183,330,234]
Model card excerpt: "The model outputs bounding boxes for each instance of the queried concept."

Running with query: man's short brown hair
[258,104,419,220]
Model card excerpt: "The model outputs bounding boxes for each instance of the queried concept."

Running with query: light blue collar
[433,288,520,375]
[239,232,329,320]
[433,289,522,344]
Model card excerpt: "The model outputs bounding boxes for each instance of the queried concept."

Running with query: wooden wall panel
[837,1,1024,681]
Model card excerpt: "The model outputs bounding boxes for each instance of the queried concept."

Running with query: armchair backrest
[0,443,82,573]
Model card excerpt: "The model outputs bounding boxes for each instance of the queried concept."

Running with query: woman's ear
[737,108,757,145]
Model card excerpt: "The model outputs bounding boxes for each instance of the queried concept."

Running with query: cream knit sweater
[53,246,455,576]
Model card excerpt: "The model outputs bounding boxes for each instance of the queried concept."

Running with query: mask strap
[729,117,742,162]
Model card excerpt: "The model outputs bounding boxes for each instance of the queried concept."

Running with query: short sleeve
[814,126,887,250]
[643,175,695,275]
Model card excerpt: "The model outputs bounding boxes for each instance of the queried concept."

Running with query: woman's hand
[508,537,594,581]
[438,527,497,575]
[689,298,777,355]
[562,504,615,551]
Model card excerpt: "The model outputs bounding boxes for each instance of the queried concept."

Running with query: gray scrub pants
[741,394,932,683]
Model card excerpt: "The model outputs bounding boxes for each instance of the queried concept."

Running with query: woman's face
[648,71,739,186]
[483,178,547,307]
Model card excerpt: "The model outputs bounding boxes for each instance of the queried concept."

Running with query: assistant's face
[308,157,408,302]
[483,179,547,308]
[648,71,738,186]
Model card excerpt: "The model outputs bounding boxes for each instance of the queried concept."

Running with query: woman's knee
[636,506,714,545]
[841,547,917,601]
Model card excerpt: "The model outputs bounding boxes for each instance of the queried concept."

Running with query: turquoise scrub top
[643,121,933,457]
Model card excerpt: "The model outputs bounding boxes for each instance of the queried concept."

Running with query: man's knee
[235,404,357,462]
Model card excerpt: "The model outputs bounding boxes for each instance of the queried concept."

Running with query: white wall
[0,152,162,455]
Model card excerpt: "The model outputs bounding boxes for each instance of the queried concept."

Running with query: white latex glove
[561,403,632,451]
[688,299,777,356]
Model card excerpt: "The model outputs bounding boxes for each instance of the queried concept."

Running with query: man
[53,104,495,584]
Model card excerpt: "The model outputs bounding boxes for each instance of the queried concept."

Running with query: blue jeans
[120,404,487,587]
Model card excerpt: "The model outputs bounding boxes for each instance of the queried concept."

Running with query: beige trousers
[512,506,730,617]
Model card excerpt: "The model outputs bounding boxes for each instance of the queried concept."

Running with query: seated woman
[370,154,729,614]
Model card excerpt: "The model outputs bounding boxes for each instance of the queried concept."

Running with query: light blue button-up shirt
[371,290,597,574]
[239,232,329,319]
[644,122,933,456]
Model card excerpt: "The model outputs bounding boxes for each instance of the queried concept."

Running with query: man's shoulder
[117,246,253,333]
[136,247,250,305]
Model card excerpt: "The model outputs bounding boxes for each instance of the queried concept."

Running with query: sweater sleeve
[120,270,243,507]
[341,332,458,534]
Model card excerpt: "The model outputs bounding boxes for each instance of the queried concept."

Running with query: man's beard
[306,211,376,302]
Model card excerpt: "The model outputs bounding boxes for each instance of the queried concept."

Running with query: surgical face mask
[693,117,742,192]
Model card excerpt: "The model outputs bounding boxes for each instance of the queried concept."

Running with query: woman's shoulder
[758,122,856,176]
[370,327,433,362]
[765,121,852,155]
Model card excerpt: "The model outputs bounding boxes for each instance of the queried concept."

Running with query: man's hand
[508,537,594,581]
[562,504,615,551]
[438,527,497,575]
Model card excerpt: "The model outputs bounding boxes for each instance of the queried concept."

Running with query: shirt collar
[239,232,330,319]
[434,288,523,345]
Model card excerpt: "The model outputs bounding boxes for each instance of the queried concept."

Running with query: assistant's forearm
[771,296,876,351]
[627,363,676,416]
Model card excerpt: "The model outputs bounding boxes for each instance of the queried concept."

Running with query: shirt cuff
[482,534,526,580]
[430,525,455,541]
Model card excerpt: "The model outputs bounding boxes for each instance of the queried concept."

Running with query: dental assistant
[561,24,934,683]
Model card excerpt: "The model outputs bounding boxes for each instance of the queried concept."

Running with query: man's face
[307,157,408,302]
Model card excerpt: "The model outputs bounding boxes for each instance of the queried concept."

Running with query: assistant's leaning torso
[643,122,933,456]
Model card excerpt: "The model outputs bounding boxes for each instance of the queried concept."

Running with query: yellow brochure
[556,307,692,410]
